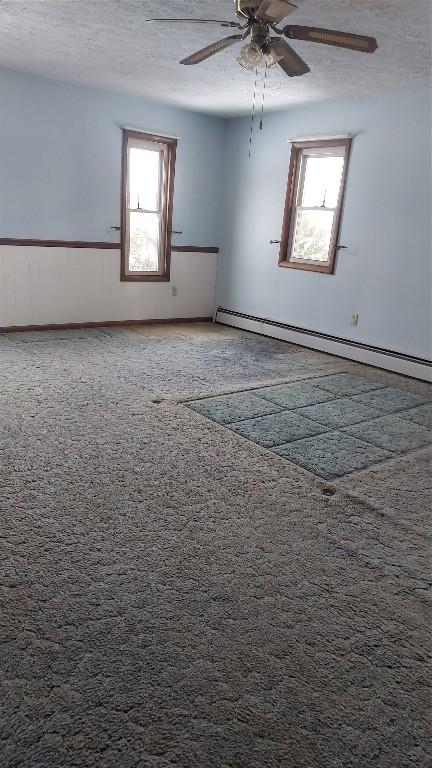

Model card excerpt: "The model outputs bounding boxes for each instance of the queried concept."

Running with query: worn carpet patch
[228,410,328,448]
[187,392,283,425]
[273,430,395,480]
[252,380,336,408]
[297,397,384,429]
[352,386,431,413]
[342,414,432,454]
[397,403,432,429]
[305,372,386,396]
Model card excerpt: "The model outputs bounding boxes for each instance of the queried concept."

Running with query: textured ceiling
[0,0,430,115]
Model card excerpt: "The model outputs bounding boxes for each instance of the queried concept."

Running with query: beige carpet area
[0,323,430,768]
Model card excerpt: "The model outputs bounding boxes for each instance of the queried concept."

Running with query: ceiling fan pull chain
[248,64,259,159]
[259,60,268,131]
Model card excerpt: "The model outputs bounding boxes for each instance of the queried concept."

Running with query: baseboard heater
[215,308,432,382]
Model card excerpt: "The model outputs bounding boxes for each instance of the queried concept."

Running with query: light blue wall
[0,68,226,246]
[1,68,431,359]
[217,88,432,359]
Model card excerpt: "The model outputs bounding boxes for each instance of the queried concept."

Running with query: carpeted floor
[0,323,431,768]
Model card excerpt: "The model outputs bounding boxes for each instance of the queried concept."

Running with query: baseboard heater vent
[215,308,431,382]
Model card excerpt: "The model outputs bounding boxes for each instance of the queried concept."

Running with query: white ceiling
[0,0,430,116]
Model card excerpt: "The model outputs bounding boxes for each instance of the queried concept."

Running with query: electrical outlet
[171,286,178,297]
[351,313,359,327]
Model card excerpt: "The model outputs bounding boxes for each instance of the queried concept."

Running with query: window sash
[125,143,168,276]
[127,141,165,216]
[290,208,336,265]
[295,206,338,213]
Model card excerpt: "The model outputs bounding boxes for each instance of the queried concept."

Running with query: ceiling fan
[147,0,378,78]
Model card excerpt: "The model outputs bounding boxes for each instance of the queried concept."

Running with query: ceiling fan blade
[256,0,300,24]
[264,38,310,77]
[147,18,243,29]
[284,25,378,53]
[180,35,243,65]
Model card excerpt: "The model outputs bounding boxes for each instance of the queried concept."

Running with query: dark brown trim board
[0,239,219,253]
[172,246,219,253]
[0,318,213,334]
[0,238,120,249]
[120,129,177,282]
[279,138,352,275]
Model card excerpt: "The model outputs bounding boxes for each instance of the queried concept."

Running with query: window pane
[292,209,334,262]
[301,155,344,208]
[129,148,161,211]
[128,212,160,272]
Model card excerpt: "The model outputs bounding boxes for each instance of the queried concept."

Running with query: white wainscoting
[0,246,217,328]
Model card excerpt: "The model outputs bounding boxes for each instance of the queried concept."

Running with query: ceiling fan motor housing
[251,23,270,47]
[235,1,263,20]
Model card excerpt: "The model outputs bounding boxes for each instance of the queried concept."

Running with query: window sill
[278,259,334,275]
[121,274,170,282]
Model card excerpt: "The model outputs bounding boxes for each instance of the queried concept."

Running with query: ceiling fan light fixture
[238,42,263,70]
[263,45,283,67]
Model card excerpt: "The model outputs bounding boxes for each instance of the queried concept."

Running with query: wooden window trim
[278,138,352,275]
[120,129,177,282]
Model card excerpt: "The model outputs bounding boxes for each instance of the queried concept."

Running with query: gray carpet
[0,324,431,768]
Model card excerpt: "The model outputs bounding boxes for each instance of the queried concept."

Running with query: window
[121,130,177,281]
[279,138,352,274]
